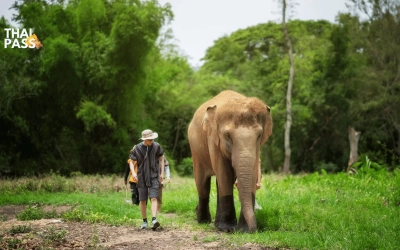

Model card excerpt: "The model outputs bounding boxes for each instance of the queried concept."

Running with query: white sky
[1,0,349,67]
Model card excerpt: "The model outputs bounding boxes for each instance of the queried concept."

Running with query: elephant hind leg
[196,176,212,223]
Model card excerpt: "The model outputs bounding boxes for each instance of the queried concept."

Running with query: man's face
[144,139,154,146]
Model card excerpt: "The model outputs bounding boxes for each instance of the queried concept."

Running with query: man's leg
[129,182,139,205]
[149,186,160,229]
[151,197,158,218]
[140,200,147,218]
[157,184,163,213]
[138,187,148,229]
[131,182,139,205]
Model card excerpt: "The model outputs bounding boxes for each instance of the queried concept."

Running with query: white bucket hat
[140,129,158,140]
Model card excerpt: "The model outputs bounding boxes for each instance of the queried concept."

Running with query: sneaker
[140,222,148,229]
[151,219,160,230]
[254,200,262,210]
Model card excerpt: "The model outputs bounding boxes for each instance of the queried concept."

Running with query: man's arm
[256,158,262,190]
[129,160,137,181]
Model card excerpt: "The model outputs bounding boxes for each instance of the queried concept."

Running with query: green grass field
[0,168,399,249]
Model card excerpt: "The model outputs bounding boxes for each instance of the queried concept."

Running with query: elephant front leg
[215,179,237,232]
[196,176,212,223]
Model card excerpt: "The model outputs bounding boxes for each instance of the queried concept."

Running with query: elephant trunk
[234,155,257,232]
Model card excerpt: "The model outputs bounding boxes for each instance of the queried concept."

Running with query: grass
[0,169,399,249]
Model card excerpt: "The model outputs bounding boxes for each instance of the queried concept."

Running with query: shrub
[16,206,59,221]
[16,206,45,220]
[175,157,193,177]
[315,162,340,173]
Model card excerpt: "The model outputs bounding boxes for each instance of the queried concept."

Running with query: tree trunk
[347,126,361,172]
[172,118,183,156]
[395,123,400,157]
[282,0,295,174]
[265,147,275,172]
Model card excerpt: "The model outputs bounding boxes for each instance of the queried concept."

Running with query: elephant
[188,90,273,232]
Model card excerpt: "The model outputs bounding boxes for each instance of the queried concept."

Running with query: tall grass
[0,168,399,249]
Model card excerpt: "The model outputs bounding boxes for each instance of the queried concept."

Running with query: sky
[1,0,349,67]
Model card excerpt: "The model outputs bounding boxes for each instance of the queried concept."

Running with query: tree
[280,0,296,174]
[347,126,361,172]
[345,0,400,166]
[0,0,173,176]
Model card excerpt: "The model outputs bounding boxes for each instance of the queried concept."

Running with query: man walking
[129,129,165,230]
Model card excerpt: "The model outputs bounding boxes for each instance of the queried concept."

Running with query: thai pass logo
[4,28,43,49]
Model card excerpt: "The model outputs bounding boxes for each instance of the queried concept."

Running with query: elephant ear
[202,105,219,145]
[261,105,273,145]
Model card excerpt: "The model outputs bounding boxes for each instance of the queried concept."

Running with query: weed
[90,225,100,248]
[16,206,59,221]
[62,209,87,222]
[9,224,33,234]
[203,235,217,243]
[16,206,45,220]
[6,238,22,248]
[43,208,58,219]
[0,214,7,222]
[38,226,67,242]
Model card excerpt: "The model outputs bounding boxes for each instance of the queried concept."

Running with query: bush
[315,162,340,173]
[16,206,46,220]
[16,206,59,221]
[175,157,193,177]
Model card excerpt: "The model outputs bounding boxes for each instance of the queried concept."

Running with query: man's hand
[256,182,261,190]
[165,178,171,183]
[160,173,164,183]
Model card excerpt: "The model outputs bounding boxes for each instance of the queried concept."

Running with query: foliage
[8,224,33,234]
[0,0,173,176]
[76,101,116,132]
[37,226,67,242]
[16,206,58,220]
[0,0,400,177]
[175,157,193,177]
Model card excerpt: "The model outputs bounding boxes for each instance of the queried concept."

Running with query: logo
[4,28,43,49]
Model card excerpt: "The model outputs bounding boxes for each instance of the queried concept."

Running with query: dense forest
[1,0,399,177]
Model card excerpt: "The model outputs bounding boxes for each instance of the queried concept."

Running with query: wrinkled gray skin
[188,90,272,232]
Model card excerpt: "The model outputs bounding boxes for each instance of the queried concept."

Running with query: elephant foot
[197,216,212,224]
[215,195,237,232]
[196,199,212,223]
[215,222,236,233]
[236,223,250,233]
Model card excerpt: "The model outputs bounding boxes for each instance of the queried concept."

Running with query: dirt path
[0,205,268,250]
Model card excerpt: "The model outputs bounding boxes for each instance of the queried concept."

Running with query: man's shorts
[138,185,159,201]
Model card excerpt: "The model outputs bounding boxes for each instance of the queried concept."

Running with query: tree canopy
[1,0,399,176]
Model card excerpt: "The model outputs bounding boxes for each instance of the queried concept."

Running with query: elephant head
[201,97,272,232]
